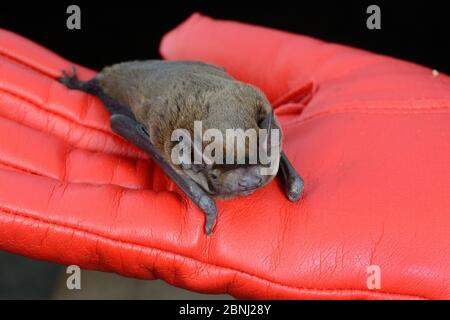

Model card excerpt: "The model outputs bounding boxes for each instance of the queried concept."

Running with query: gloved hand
[1,13,449,299]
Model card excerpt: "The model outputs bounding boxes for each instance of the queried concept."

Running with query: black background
[0,1,448,73]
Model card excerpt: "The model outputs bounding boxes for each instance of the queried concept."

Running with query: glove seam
[0,88,148,160]
[283,103,450,128]
[0,49,57,79]
[0,87,118,144]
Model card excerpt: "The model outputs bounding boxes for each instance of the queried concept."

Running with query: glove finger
[0,167,204,271]
[0,116,171,189]
[0,55,147,158]
[160,13,329,104]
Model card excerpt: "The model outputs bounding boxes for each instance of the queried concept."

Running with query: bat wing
[110,114,217,235]
[278,152,304,202]
[59,68,217,234]
[259,111,304,201]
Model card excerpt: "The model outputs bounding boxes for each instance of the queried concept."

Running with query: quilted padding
[0,13,449,299]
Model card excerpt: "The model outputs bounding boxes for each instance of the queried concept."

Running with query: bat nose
[238,175,263,189]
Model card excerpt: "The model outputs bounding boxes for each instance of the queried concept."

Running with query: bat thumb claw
[205,220,215,235]
[287,175,304,202]
[198,195,217,235]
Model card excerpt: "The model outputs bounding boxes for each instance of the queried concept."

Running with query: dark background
[0,0,448,299]
[0,1,449,73]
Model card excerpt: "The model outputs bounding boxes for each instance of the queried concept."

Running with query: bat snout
[238,175,263,190]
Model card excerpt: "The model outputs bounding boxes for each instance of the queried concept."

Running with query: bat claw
[199,195,217,235]
[205,218,215,235]
[286,175,304,202]
[278,152,304,203]
[58,66,83,90]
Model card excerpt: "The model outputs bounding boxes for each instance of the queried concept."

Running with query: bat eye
[140,125,150,137]
[209,169,221,180]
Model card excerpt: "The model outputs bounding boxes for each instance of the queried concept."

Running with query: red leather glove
[1,13,449,299]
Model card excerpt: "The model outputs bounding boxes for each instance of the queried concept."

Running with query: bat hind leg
[58,66,97,93]
[59,66,136,119]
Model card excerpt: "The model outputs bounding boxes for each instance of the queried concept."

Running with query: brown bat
[59,60,303,234]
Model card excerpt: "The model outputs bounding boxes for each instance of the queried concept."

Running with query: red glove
[1,13,449,299]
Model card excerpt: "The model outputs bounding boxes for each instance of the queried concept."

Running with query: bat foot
[58,66,84,90]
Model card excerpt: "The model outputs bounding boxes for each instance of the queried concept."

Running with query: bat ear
[258,110,280,154]
[258,110,274,131]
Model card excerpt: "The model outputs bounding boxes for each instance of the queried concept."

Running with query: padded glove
[0,13,449,299]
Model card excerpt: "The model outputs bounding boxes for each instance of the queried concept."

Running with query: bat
[59,61,304,234]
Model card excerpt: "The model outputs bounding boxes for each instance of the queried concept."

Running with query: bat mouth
[213,189,257,199]
[238,185,260,192]
[213,181,267,198]
[238,175,263,189]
